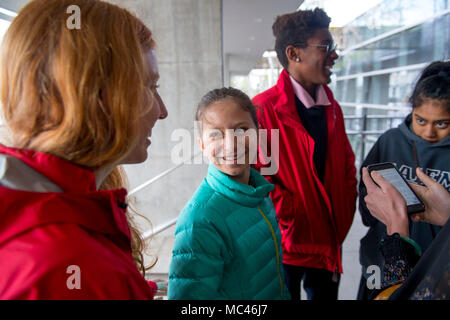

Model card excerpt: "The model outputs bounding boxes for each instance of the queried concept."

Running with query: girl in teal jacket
[168,88,289,300]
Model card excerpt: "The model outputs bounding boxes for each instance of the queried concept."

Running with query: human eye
[234,127,248,135]
[415,117,426,125]
[318,41,330,52]
[208,130,222,140]
[329,42,338,52]
[435,121,449,129]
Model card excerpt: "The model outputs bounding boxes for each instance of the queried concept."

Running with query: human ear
[286,46,301,63]
[196,137,205,152]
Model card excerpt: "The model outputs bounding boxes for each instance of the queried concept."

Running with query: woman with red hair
[0,0,167,299]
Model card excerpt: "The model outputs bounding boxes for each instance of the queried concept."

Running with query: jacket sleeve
[261,173,300,222]
[168,216,227,300]
[252,100,303,222]
[335,105,358,244]
[359,138,382,227]
[253,143,301,222]
[368,233,420,300]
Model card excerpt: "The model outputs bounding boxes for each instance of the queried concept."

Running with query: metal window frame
[334,62,430,81]
[340,9,450,56]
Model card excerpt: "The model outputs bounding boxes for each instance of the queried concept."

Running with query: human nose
[424,125,436,138]
[329,48,338,59]
[223,130,236,154]
[157,94,168,120]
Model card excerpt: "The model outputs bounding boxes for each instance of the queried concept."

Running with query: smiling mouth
[220,151,247,162]
[325,65,334,73]
[223,154,245,161]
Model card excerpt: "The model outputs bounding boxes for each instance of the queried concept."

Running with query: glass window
[343,0,449,48]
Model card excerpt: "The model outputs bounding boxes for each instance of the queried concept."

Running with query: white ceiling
[223,0,303,76]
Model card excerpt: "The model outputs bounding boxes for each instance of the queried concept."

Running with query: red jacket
[252,70,357,273]
[0,145,157,299]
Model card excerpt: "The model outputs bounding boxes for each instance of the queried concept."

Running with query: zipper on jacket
[257,205,284,297]
[332,266,339,283]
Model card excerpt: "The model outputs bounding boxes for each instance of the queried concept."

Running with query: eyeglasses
[293,41,338,54]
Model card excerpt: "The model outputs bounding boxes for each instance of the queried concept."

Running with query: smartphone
[367,162,425,215]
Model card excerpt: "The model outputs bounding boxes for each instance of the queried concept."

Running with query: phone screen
[376,168,421,205]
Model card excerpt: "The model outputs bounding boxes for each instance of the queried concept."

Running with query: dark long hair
[409,61,450,111]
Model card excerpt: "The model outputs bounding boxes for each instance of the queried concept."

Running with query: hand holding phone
[367,163,425,215]
[409,168,450,226]
[361,167,410,237]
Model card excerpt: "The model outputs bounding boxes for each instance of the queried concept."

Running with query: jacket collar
[289,74,331,108]
[206,164,274,207]
[0,144,97,193]
[274,70,337,133]
[273,70,306,131]
[0,144,131,249]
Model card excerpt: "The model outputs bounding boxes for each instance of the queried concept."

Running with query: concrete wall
[105,0,223,272]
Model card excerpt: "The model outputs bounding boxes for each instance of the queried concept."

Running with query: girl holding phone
[357,61,450,300]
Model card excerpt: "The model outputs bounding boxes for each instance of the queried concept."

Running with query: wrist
[379,233,421,260]
[387,220,409,238]
[434,215,449,227]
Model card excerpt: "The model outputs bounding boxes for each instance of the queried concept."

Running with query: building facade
[330,0,449,165]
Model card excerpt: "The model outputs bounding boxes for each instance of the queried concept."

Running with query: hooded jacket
[252,69,358,273]
[0,144,156,299]
[359,114,449,281]
[168,164,290,300]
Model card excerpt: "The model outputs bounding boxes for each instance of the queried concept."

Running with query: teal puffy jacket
[168,164,290,300]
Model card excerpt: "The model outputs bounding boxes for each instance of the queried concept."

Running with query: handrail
[142,217,178,240]
[128,150,203,196]
[339,102,412,111]
[346,130,387,135]
[133,151,203,240]
[138,114,406,239]
[344,115,405,120]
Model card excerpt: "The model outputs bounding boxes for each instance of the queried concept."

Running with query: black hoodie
[357,114,450,298]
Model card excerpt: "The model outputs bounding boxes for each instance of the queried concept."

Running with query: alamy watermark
[171,121,279,175]
[366,265,381,290]
[66,5,81,30]
[66,265,81,290]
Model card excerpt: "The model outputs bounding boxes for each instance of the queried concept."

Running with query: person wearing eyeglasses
[252,8,357,300]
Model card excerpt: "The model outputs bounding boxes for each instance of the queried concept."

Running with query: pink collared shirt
[289,75,331,109]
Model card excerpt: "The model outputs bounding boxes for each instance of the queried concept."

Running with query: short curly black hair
[409,60,450,111]
[272,8,331,69]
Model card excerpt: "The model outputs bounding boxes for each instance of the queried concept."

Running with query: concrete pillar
[105,0,223,274]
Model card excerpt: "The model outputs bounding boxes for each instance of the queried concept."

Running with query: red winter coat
[252,70,357,273]
[0,145,157,299]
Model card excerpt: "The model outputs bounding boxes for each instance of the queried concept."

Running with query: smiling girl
[358,60,450,300]
[168,88,289,300]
